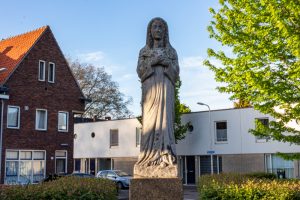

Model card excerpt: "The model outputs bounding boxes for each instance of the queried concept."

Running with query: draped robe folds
[136,46,179,169]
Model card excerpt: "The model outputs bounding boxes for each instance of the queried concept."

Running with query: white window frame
[4,149,46,185]
[58,111,69,132]
[55,150,67,174]
[38,60,46,81]
[7,106,20,129]
[255,117,269,143]
[214,121,228,143]
[35,109,47,131]
[48,62,55,83]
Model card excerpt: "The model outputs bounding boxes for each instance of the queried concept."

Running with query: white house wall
[74,108,300,159]
[74,119,141,158]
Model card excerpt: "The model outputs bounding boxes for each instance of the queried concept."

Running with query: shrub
[0,176,117,200]
[245,172,277,180]
[198,173,300,200]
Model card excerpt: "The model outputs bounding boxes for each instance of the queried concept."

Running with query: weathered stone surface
[135,17,180,178]
[129,178,183,200]
[134,164,178,178]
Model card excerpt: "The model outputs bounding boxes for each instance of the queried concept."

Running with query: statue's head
[146,17,170,48]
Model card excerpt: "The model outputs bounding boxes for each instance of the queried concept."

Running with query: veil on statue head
[146,17,171,49]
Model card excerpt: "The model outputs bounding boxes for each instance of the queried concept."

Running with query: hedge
[198,173,300,200]
[0,176,117,200]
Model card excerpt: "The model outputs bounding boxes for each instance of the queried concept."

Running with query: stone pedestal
[129,178,183,200]
[134,164,178,178]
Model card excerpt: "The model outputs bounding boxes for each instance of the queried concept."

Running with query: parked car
[67,172,94,178]
[96,170,132,189]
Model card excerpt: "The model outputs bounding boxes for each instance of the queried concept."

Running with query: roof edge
[1,26,49,85]
[45,27,86,99]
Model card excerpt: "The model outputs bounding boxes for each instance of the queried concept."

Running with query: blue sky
[0,0,232,116]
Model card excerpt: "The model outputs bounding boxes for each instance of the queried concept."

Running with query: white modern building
[74,107,300,184]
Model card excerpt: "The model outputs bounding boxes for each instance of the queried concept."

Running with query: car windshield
[115,171,129,177]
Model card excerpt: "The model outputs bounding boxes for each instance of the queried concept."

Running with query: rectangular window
[55,150,67,174]
[20,151,32,160]
[7,106,20,129]
[265,154,294,178]
[110,129,119,147]
[38,60,45,81]
[6,151,18,160]
[58,111,68,132]
[74,159,81,172]
[255,118,269,142]
[215,121,227,142]
[48,62,55,83]
[36,109,47,131]
[5,150,46,185]
[136,127,141,146]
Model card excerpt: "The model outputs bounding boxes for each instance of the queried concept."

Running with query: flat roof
[75,107,254,124]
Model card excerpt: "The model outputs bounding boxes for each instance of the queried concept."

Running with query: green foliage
[137,79,191,142]
[0,177,117,200]
[174,79,191,142]
[246,172,277,180]
[205,0,300,147]
[199,173,300,200]
[233,99,252,108]
[276,152,300,160]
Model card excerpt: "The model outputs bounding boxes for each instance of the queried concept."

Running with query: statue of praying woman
[134,17,179,178]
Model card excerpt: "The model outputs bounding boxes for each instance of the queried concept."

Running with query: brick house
[0,26,85,184]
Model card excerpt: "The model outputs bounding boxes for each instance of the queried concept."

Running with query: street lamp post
[197,102,214,175]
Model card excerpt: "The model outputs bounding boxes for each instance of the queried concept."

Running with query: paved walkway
[183,185,198,200]
[118,185,198,200]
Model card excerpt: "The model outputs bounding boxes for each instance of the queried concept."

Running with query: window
[265,154,294,178]
[55,151,67,174]
[48,62,55,83]
[255,118,269,142]
[107,171,116,178]
[58,111,68,132]
[215,121,227,142]
[7,106,20,129]
[110,129,119,147]
[38,60,45,81]
[136,127,141,146]
[5,150,45,184]
[36,109,47,131]
[74,159,81,172]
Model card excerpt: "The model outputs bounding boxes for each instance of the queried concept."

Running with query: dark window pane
[110,129,118,146]
[216,122,227,129]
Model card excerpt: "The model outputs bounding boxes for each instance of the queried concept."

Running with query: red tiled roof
[0,26,48,84]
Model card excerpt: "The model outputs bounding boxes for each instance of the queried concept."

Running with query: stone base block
[129,178,183,200]
[134,164,178,178]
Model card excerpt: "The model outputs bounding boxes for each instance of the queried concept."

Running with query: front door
[186,156,195,184]
[90,159,95,175]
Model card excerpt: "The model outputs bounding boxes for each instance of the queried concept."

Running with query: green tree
[205,0,300,157]
[233,99,251,108]
[137,79,191,142]
[174,79,191,142]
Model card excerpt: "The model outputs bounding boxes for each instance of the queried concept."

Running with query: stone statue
[134,17,179,178]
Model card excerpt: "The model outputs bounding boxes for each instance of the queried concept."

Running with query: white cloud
[180,56,204,69]
[74,53,233,116]
[78,51,105,62]
[119,73,135,81]
[179,56,232,112]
